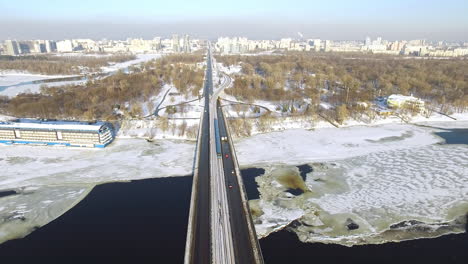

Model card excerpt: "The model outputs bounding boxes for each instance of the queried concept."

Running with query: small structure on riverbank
[0,119,114,148]
[387,94,425,111]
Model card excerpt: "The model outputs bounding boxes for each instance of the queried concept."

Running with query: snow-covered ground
[155,87,202,119]
[53,53,113,58]
[239,121,468,246]
[216,63,241,75]
[117,118,200,140]
[101,53,162,73]
[0,71,78,86]
[0,72,85,97]
[0,138,194,189]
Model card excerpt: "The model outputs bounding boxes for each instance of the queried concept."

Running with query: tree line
[216,53,468,117]
[0,54,136,75]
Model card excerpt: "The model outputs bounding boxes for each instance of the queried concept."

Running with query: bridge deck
[184,47,264,264]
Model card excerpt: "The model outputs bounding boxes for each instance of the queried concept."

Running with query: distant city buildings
[213,36,468,58]
[5,40,20,55]
[56,40,74,52]
[183,34,191,53]
[172,34,180,53]
[0,35,198,56]
[0,35,466,58]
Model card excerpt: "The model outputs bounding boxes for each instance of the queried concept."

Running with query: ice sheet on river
[0,138,195,189]
[0,138,194,244]
[244,123,468,246]
[0,185,93,244]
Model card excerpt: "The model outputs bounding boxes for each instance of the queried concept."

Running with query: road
[216,100,263,263]
[210,51,264,263]
[184,49,213,264]
[185,46,263,264]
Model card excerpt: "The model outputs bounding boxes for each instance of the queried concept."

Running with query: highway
[216,100,264,263]
[184,49,213,264]
[185,45,263,264]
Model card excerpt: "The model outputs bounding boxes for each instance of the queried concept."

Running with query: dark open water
[0,176,192,263]
[0,161,466,263]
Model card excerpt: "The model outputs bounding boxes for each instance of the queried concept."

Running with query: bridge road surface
[209,95,235,263]
[184,49,213,264]
[185,46,264,264]
[216,100,264,264]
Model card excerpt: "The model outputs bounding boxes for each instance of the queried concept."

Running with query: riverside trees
[0,54,204,120]
[0,54,136,75]
[215,53,468,117]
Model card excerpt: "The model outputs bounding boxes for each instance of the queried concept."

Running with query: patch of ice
[0,185,93,244]
[0,138,194,189]
[236,123,442,167]
[247,122,468,246]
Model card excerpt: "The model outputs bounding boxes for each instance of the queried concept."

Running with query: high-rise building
[56,40,74,52]
[324,40,332,52]
[153,37,162,50]
[45,40,57,53]
[172,34,180,53]
[183,34,191,53]
[18,42,31,54]
[376,37,382,45]
[365,36,371,46]
[33,41,47,53]
[5,40,20,55]
[279,38,292,49]
[308,39,321,51]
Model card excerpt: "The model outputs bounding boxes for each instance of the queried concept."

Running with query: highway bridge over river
[184,45,264,264]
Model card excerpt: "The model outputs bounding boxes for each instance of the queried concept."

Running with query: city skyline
[0,0,467,41]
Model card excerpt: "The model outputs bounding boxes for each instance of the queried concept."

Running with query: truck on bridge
[214,118,222,156]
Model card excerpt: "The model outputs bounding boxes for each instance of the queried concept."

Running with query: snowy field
[53,53,113,57]
[240,121,468,246]
[101,53,162,73]
[0,54,162,97]
[0,72,84,97]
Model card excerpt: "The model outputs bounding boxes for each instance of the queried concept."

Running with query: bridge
[184,45,264,264]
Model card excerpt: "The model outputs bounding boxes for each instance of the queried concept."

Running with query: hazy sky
[1,0,467,41]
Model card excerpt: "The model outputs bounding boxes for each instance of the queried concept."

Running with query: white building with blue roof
[0,119,114,148]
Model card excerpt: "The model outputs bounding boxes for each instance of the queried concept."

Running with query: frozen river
[0,120,467,256]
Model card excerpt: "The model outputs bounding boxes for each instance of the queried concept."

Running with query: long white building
[0,120,114,148]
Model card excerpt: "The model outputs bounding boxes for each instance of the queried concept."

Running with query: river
[0,166,466,263]
[0,125,466,263]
